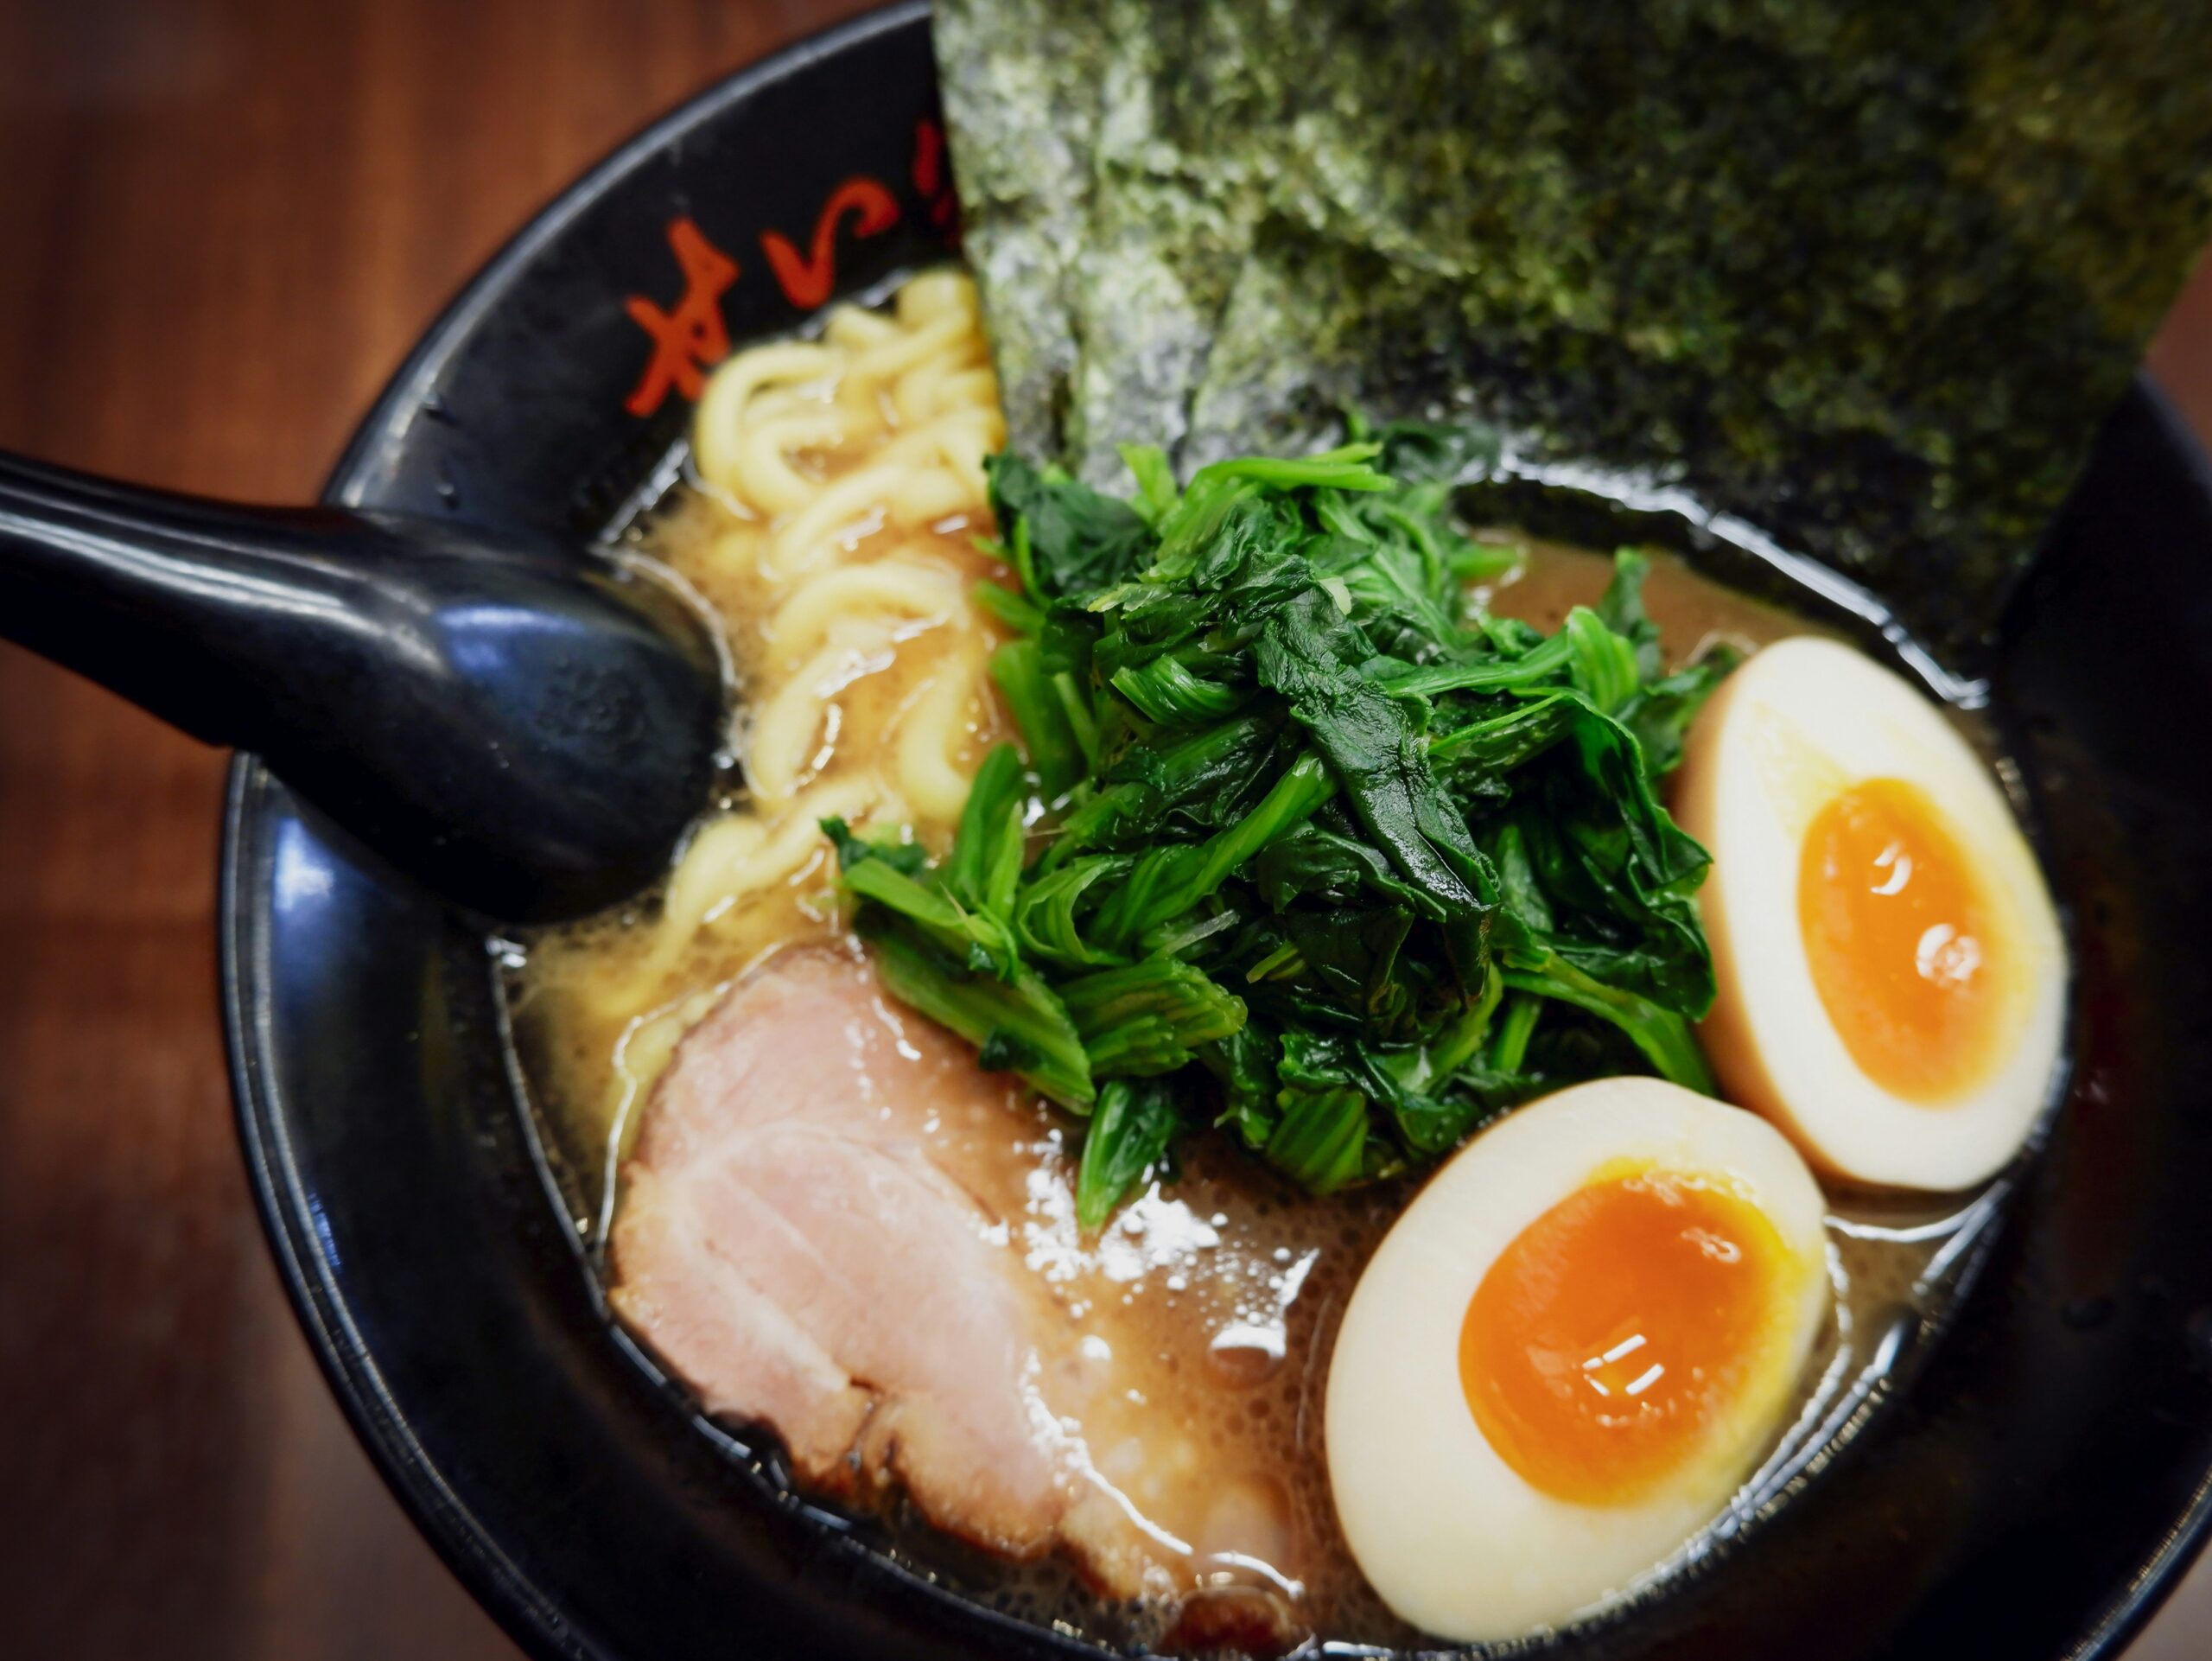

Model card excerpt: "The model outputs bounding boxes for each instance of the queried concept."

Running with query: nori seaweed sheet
[934,0,2212,656]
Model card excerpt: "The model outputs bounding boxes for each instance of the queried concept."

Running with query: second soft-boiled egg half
[1326,1079,1831,1641]
[1675,637,2067,1190]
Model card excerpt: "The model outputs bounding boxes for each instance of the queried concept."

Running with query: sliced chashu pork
[608,944,1172,1594]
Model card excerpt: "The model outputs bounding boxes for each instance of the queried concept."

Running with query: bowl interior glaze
[223,7,2212,1658]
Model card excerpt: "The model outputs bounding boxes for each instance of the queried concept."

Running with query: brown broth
[507,510,2014,1652]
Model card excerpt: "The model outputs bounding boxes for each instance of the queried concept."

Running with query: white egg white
[1325,1079,1831,1643]
[1675,636,2066,1190]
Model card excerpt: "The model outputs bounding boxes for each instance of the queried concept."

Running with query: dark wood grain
[0,4,2206,1657]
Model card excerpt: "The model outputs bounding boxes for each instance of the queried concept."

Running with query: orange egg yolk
[1459,1170,1789,1506]
[1798,777,2005,1102]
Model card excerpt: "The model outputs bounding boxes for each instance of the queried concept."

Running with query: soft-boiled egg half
[1675,637,2066,1190]
[1326,1079,1830,1641]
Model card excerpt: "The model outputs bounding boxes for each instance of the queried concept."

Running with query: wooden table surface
[0,3,2208,1656]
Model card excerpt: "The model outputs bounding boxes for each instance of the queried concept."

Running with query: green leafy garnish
[829,423,1735,1226]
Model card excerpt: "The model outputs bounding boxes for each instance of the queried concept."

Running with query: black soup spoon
[0,451,728,924]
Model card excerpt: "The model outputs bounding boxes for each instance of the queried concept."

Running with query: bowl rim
[219,4,2212,1657]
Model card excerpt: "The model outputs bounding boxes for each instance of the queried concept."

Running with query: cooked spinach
[826,423,1732,1227]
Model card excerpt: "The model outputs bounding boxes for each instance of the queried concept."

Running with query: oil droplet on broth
[1208,1323,1288,1389]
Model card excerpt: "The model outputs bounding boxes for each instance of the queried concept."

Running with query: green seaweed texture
[934,0,2212,654]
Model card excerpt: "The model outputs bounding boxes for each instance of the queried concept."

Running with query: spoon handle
[0,451,376,750]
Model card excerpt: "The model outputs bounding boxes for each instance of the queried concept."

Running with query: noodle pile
[525,271,1011,1203]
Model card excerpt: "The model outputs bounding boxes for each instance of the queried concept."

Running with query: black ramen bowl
[221,5,2212,1658]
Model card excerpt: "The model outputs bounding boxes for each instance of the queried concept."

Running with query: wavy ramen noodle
[521,271,1012,1220]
